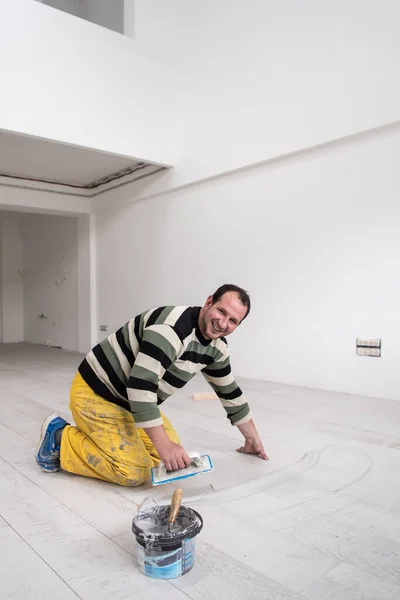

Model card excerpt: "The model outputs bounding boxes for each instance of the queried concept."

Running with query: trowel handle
[168,488,183,528]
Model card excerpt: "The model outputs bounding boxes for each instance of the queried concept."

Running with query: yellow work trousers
[60,372,179,487]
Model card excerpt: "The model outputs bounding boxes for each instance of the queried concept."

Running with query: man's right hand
[143,424,191,471]
[158,440,192,471]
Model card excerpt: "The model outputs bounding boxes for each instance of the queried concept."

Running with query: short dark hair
[211,284,251,320]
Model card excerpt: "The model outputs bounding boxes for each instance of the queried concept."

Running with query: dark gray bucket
[132,504,203,579]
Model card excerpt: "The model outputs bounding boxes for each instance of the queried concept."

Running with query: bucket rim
[132,506,203,545]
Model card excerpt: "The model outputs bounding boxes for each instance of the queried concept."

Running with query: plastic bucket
[132,505,203,579]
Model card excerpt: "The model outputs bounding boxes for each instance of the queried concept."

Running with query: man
[36,284,268,486]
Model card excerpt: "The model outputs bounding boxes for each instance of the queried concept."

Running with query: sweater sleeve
[201,349,251,426]
[127,324,182,428]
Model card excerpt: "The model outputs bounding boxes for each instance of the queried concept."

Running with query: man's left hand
[237,436,269,460]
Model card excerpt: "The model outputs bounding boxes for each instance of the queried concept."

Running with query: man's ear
[204,295,213,309]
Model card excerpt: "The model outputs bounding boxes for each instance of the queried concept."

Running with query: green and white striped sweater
[79,305,251,428]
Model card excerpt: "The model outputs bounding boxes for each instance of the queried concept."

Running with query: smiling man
[35,284,268,486]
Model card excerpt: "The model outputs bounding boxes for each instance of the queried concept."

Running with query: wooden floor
[1,343,400,600]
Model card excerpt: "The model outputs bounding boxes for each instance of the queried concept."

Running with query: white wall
[95,0,400,206]
[20,214,78,351]
[177,0,400,179]
[0,218,24,342]
[1,0,176,165]
[77,213,97,353]
[0,209,92,352]
[95,124,400,401]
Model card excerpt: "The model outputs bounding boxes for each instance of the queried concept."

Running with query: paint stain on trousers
[60,372,179,487]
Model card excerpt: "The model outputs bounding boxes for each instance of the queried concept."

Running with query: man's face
[199,291,247,340]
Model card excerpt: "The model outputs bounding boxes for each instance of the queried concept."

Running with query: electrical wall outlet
[356,338,381,357]
[100,325,108,332]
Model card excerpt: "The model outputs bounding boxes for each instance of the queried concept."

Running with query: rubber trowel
[151,452,213,486]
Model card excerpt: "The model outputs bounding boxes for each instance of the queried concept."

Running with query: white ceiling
[0,130,158,190]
